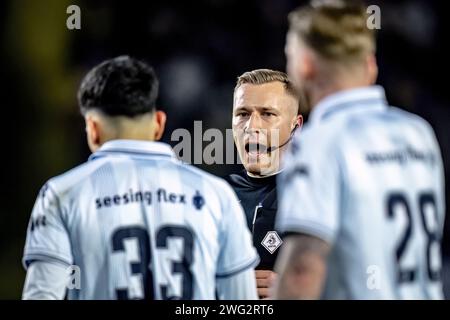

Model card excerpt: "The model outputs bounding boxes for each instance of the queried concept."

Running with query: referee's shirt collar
[89,139,176,161]
[309,85,388,125]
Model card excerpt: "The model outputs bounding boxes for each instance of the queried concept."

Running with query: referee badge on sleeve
[261,231,283,254]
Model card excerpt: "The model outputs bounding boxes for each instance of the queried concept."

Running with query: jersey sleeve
[22,183,73,269]
[216,267,258,300]
[215,181,259,278]
[425,122,446,233]
[22,261,68,300]
[276,130,342,244]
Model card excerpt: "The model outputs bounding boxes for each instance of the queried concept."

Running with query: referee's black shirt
[226,170,282,270]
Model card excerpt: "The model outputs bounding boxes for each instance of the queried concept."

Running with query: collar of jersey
[309,85,388,125]
[88,139,175,161]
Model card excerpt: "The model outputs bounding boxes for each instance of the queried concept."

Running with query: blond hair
[288,0,375,64]
[235,69,300,114]
[235,69,297,97]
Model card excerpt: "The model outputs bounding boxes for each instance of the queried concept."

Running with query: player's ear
[153,110,167,141]
[366,54,378,85]
[85,115,101,152]
[300,48,316,81]
[294,114,303,131]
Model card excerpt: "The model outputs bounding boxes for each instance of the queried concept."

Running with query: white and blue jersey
[23,140,258,300]
[277,86,445,299]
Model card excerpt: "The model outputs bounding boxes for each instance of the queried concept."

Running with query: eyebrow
[234,106,278,113]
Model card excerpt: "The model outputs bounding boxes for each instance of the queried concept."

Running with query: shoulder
[224,170,248,188]
[346,106,439,148]
[174,162,237,200]
[313,106,436,146]
[386,108,442,160]
[388,107,437,136]
[338,105,434,132]
[291,121,342,160]
[46,157,110,197]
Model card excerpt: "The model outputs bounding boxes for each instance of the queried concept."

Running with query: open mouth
[245,142,268,156]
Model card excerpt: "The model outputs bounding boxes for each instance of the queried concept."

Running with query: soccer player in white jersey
[274,0,446,299]
[22,56,259,300]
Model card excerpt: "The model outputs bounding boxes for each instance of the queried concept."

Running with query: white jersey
[277,86,445,299]
[23,140,258,300]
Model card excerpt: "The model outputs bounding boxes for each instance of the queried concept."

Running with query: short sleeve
[424,122,446,232]
[276,130,341,244]
[22,183,73,269]
[215,181,259,278]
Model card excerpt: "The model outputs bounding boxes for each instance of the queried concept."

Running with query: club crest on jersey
[192,191,205,210]
[261,231,282,254]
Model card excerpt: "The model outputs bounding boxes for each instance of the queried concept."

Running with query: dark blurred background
[0,0,449,299]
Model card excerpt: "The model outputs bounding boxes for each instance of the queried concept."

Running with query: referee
[227,69,302,298]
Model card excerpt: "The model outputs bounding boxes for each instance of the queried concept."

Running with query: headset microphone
[266,124,299,153]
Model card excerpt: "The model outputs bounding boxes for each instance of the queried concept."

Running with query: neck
[99,130,155,148]
[113,131,155,141]
[108,116,157,142]
[309,80,370,110]
[308,62,373,109]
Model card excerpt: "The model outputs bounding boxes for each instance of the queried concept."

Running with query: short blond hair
[288,0,375,64]
[235,69,297,98]
[235,69,300,114]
